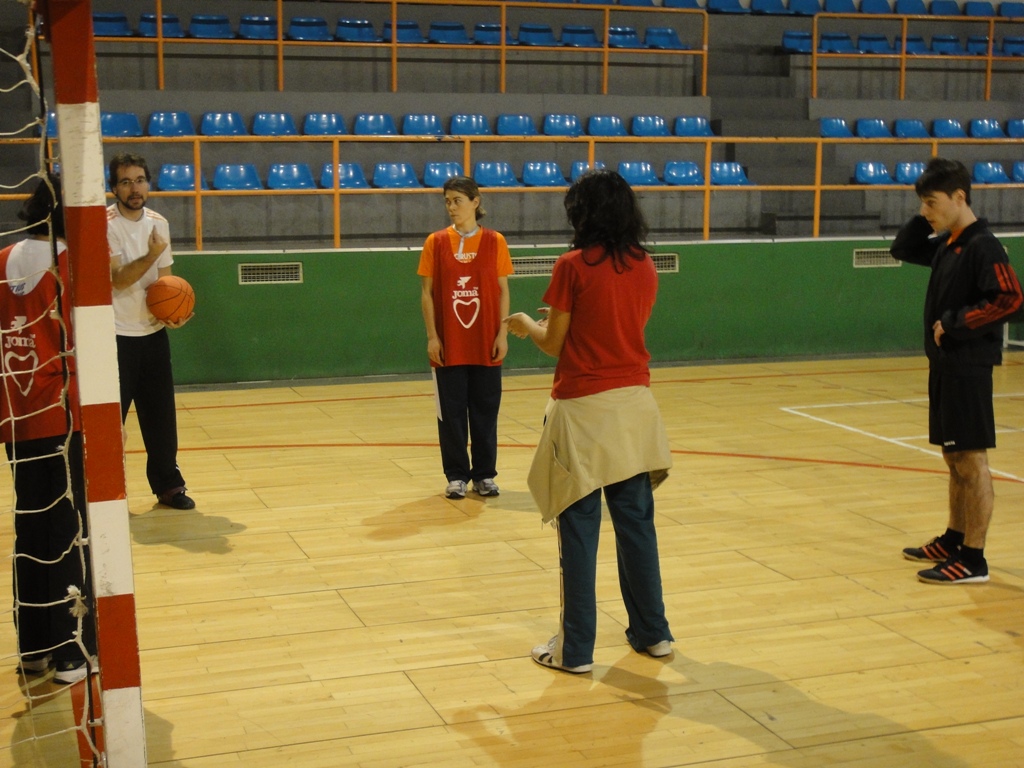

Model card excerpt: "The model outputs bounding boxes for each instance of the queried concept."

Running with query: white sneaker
[646,640,672,658]
[531,637,592,674]
[54,657,97,685]
[17,654,52,675]
[445,480,467,499]
[473,478,500,497]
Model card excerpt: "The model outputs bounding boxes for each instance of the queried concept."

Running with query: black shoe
[158,491,195,510]
[902,536,955,563]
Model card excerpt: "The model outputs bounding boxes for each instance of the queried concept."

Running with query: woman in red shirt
[506,170,673,673]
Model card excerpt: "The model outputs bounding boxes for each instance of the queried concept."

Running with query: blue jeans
[556,472,673,667]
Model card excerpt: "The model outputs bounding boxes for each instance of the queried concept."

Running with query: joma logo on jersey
[452,277,478,300]
[4,334,35,349]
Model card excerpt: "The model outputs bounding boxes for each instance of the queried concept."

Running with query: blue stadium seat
[320,162,369,188]
[707,0,751,12]
[403,113,445,135]
[894,161,927,183]
[858,33,897,53]
[854,162,894,184]
[895,34,929,53]
[303,112,346,135]
[450,114,491,135]
[1007,118,1024,138]
[100,112,143,137]
[970,118,1005,137]
[820,117,853,137]
[45,111,57,137]
[966,35,992,53]
[353,113,398,136]
[156,164,207,191]
[618,161,663,185]
[1002,36,1024,54]
[663,0,703,7]
[894,118,929,137]
[200,112,247,136]
[645,27,688,48]
[932,34,967,54]
[252,112,298,136]
[825,0,858,11]
[932,118,967,137]
[588,115,627,136]
[518,23,560,46]
[189,14,234,39]
[1000,1,1024,17]
[93,12,133,36]
[523,161,568,186]
[964,1,996,14]
[859,0,893,12]
[789,0,824,14]
[423,162,464,188]
[930,0,962,13]
[149,111,195,136]
[373,163,421,188]
[973,161,1012,183]
[428,21,471,44]
[631,115,670,137]
[336,19,380,42]
[894,0,928,13]
[819,32,857,52]
[496,114,538,136]
[856,118,893,137]
[782,30,813,52]
[674,116,714,136]
[1013,161,1024,182]
[213,164,263,190]
[287,17,332,41]
[562,25,602,47]
[570,161,606,181]
[267,163,317,190]
[620,0,656,5]
[543,114,583,137]
[664,161,705,185]
[239,15,277,40]
[752,0,795,14]
[711,162,754,185]
[138,13,185,37]
[473,22,515,45]
[473,162,522,187]
[608,27,646,47]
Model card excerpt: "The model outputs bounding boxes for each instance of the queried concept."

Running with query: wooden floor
[3,354,1024,767]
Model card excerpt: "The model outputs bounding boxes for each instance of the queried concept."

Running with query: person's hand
[147,228,168,260]
[932,319,945,347]
[536,306,549,328]
[162,311,194,330]
[492,333,508,363]
[427,337,444,366]
[504,312,532,339]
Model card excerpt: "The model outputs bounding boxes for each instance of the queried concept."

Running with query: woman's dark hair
[564,169,648,271]
[915,157,972,206]
[18,173,65,239]
[442,175,485,221]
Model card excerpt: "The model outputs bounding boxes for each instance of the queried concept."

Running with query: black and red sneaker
[917,555,989,585]
[902,536,955,563]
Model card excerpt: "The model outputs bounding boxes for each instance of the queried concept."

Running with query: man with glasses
[107,152,195,510]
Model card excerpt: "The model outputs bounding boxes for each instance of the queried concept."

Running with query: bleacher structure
[2,0,1023,248]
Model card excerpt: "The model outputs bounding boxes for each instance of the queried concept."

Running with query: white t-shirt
[107,203,173,336]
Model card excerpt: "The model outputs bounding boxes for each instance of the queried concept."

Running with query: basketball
[146,275,195,325]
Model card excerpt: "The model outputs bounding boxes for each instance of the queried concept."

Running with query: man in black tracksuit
[890,158,1022,584]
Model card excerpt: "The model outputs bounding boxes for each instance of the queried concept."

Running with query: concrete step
[761,211,883,237]
[707,74,796,99]
[710,96,807,121]
[717,118,818,139]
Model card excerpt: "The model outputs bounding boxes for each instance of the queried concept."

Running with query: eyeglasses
[116,176,149,189]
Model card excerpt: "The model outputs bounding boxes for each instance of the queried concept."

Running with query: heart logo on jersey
[4,349,39,396]
[453,298,480,329]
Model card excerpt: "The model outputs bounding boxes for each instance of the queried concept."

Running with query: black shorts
[928,366,995,453]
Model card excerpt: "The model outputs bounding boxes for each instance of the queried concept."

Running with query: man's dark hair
[564,169,648,272]
[18,173,65,239]
[108,152,151,189]
[915,157,972,206]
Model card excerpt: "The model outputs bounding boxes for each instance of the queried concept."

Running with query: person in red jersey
[418,176,512,500]
[891,157,1023,585]
[1,175,96,684]
[506,169,673,673]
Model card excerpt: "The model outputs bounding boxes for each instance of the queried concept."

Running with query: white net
[1,2,102,765]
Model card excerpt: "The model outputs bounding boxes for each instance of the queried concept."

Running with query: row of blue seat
[92,13,690,48]
[822,116,1024,138]
[750,0,1023,14]
[784,29,1024,54]
[855,160,1024,183]
[151,160,755,191]
[63,111,715,139]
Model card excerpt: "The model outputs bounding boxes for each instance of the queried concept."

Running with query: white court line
[782,394,1024,482]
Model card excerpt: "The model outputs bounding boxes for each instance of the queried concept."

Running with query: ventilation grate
[511,252,678,277]
[853,248,901,268]
[238,262,304,285]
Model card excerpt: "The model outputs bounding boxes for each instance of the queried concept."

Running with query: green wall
[167,237,1024,385]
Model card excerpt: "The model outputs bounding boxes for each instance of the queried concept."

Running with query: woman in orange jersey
[417,177,513,499]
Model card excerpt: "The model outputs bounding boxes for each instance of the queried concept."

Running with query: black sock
[960,544,985,566]
[941,528,965,549]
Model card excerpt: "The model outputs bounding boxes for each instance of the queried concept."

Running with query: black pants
[433,364,502,483]
[117,329,186,497]
[7,433,96,664]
